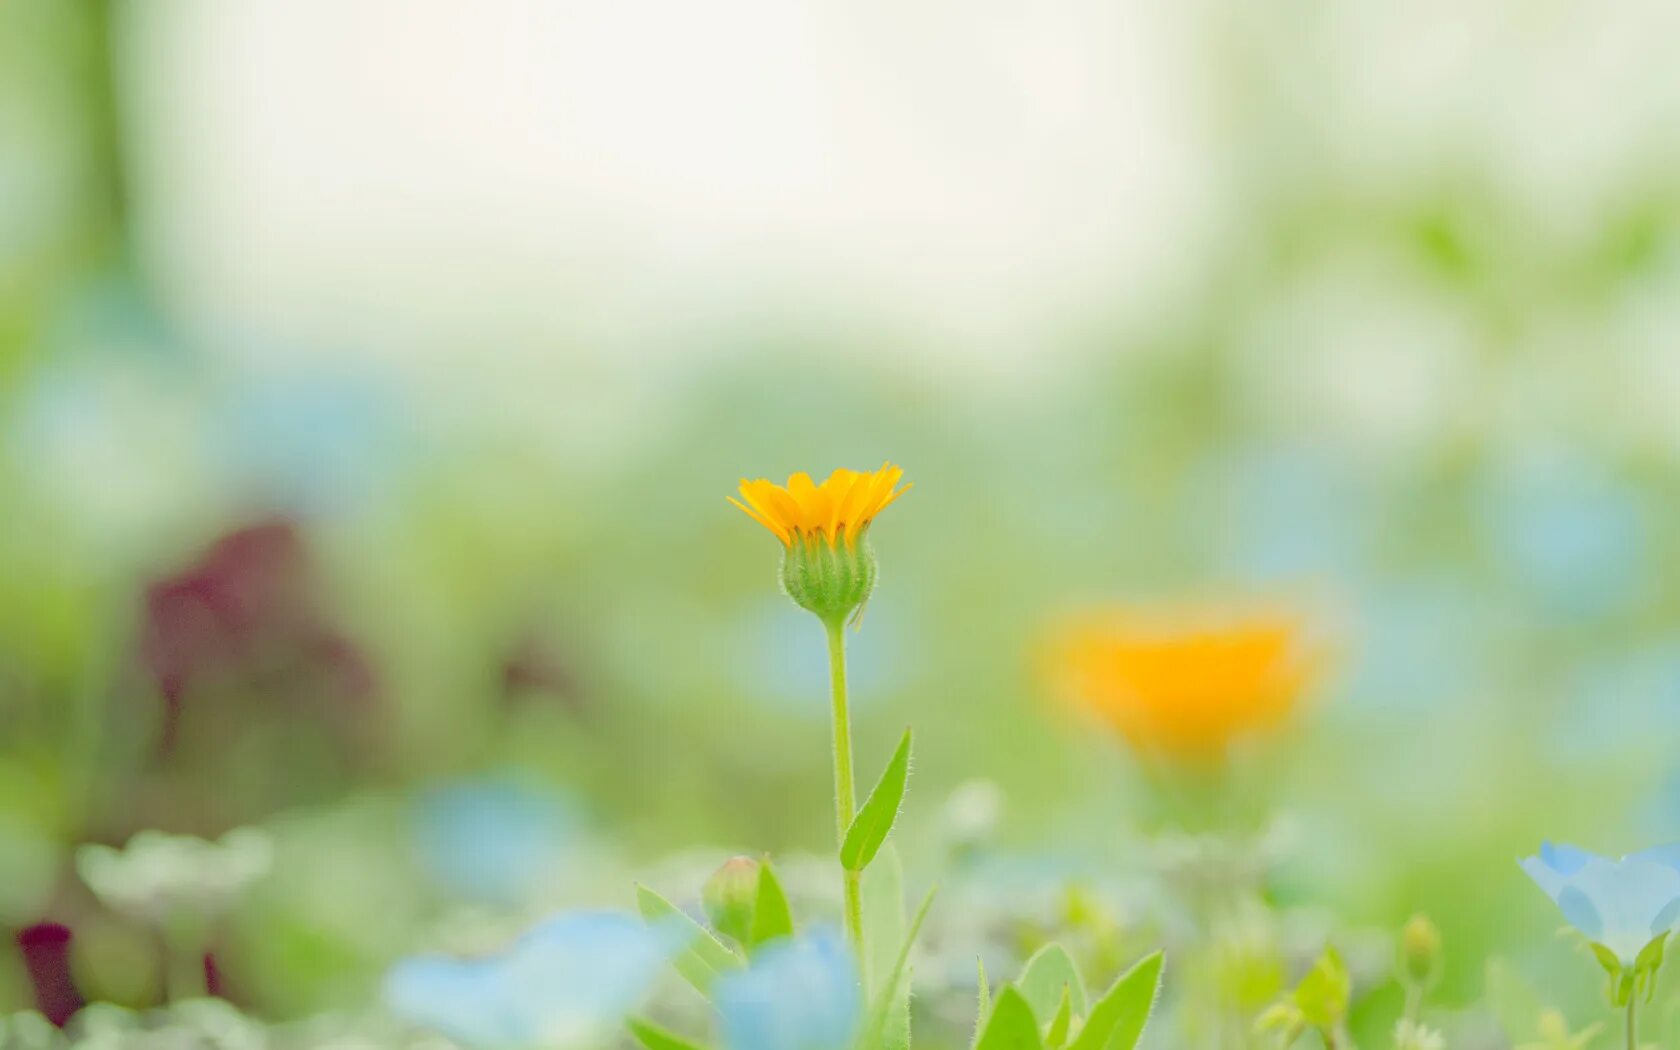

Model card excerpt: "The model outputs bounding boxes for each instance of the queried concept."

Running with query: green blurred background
[6,0,1680,1043]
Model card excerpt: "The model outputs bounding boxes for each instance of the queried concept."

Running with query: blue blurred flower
[1348,579,1488,713]
[1206,445,1371,583]
[716,928,860,1050]
[410,777,581,904]
[384,911,676,1047]
[1479,456,1648,618]
[1551,649,1680,766]
[1521,842,1680,965]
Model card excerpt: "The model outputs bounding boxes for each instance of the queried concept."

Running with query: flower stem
[824,617,867,981]
[1403,984,1422,1026]
[1627,995,1638,1050]
[160,919,209,1002]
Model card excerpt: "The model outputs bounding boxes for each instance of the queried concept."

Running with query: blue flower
[1479,456,1648,618]
[1521,842,1680,965]
[384,911,676,1047]
[715,928,861,1050]
[410,776,580,904]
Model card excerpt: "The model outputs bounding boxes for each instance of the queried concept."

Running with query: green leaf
[1045,988,1073,1049]
[627,1017,710,1050]
[634,884,741,996]
[841,729,912,872]
[746,861,794,951]
[975,986,1046,1050]
[862,844,911,1049]
[1068,950,1163,1050]
[1018,943,1088,1021]
[860,885,938,1050]
[862,845,907,999]
[1292,947,1349,1030]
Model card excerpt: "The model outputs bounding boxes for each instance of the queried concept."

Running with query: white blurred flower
[76,829,273,925]
[1392,1018,1444,1050]
[0,1012,65,1050]
[65,1000,266,1050]
[940,779,1004,853]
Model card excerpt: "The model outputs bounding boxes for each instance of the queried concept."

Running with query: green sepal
[745,861,795,951]
[1068,951,1163,1050]
[635,884,742,996]
[1635,930,1667,975]
[781,531,878,623]
[1587,942,1621,978]
[842,729,913,872]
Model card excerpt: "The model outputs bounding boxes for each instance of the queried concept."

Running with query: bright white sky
[116,0,1215,383]
[111,0,1680,453]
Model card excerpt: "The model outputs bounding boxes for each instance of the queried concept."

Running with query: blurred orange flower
[1049,604,1322,763]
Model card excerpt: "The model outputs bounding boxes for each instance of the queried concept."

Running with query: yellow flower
[730,463,910,624]
[730,463,911,548]
[1049,603,1320,763]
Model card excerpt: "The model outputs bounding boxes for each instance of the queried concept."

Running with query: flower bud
[780,531,878,625]
[1399,913,1441,990]
[702,856,760,944]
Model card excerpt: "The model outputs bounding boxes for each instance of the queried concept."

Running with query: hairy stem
[825,618,867,982]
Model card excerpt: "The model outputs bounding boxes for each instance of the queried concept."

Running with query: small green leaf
[746,861,794,950]
[842,729,912,872]
[861,846,909,1049]
[976,987,1046,1050]
[1292,946,1349,1030]
[627,1017,710,1050]
[1018,943,1088,1020]
[862,845,907,998]
[860,885,938,1050]
[635,884,741,995]
[1068,950,1163,1050]
[1044,988,1073,1049]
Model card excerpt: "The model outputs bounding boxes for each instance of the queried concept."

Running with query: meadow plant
[1520,842,1680,1049]
[74,830,273,1002]
[370,464,1168,1049]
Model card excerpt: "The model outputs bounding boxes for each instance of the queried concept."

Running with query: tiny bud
[702,856,760,945]
[1399,913,1441,989]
